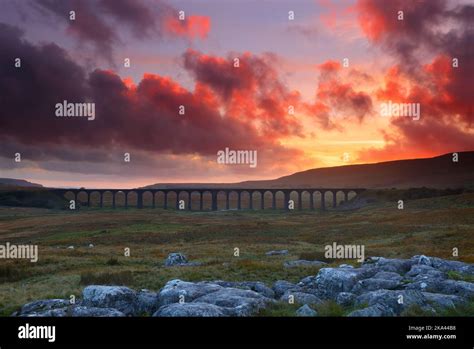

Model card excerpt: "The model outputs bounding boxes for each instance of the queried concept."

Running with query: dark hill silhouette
[144,151,474,189]
[0,178,43,188]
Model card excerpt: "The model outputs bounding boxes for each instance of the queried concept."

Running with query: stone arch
[301,190,311,210]
[240,190,250,209]
[274,190,285,209]
[263,190,273,209]
[174,191,189,210]
[142,191,154,208]
[102,190,114,208]
[251,191,263,210]
[213,190,225,210]
[188,191,200,211]
[165,191,177,209]
[312,191,322,209]
[153,191,165,209]
[347,190,357,201]
[323,190,334,210]
[289,190,299,210]
[201,190,212,210]
[335,190,345,206]
[88,191,101,207]
[127,191,137,208]
[228,191,239,210]
[114,191,126,208]
[63,190,76,203]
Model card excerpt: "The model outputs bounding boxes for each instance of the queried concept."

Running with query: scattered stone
[272,280,301,298]
[71,306,125,317]
[314,267,377,299]
[284,260,327,268]
[280,291,323,306]
[348,303,395,317]
[336,292,356,307]
[405,264,446,281]
[363,257,414,274]
[194,288,272,316]
[17,299,70,317]
[88,244,94,248]
[373,271,403,282]
[266,250,289,256]
[405,279,474,298]
[157,279,273,316]
[158,280,222,306]
[352,278,401,294]
[296,304,317,317]
[82,285,138,316]
[213,281,275,298]
[164,253,201,267]
[422,292,466,309]
[339,264,354,268]
[14,255,474,317]
[67,246,74,249]
[136,290,160,315]
[355,289,427,315]
[412,255,474,276]
[153,303,226,317]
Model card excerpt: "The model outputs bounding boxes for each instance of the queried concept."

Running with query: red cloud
[164,15,211,40]
[355,0,474,162]
[0,23,306,175]
[304,59,373,129]
[317,60,342,73]
[183,49,304,139]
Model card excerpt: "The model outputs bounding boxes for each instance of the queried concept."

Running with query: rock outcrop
[14,255,474,317]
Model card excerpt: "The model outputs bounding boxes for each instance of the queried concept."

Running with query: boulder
[297,275,317,288]
[82,285,138,316]
[348,304,395,317]
[266,250,289,256]
[17,299,70,316]
[21,309,69,317]
[296,304,318,317]
[412,255,474,275]
[158,279,273,316]
[280,291,323,306]
[339,264,354,269]
[212,281,275,298]
[136,290,160,315]
[405,264,446,281]
[405,279,474,298]
[70,306,125,317]
[153,303,226,317]
[336,292,356,307]
[164,253,200,267]
[373,271,403,282]
[314,267,377,299]
[422,292,466,309]
[158,280,222,306]
[363,257,414,274]
[355,289,427,315]
[437,280,474,298]
[284,260,327,268]
[272,280,301,298]
[193,288,272,316]
[352,278,401,294]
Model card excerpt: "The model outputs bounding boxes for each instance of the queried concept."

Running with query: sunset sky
[0,0,472,188]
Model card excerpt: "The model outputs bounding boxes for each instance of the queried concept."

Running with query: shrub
[79,270,133,285]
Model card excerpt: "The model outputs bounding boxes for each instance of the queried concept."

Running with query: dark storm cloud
[0,23,302,168]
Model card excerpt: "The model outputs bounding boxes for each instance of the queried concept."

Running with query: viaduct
[51,188,365,211]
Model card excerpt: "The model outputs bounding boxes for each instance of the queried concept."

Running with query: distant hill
[143,152,474,189]
[0,178,43,188]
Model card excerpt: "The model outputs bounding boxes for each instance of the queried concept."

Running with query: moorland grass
[0,192,473,316]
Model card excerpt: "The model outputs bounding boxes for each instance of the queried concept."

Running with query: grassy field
[0,191,473,316]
